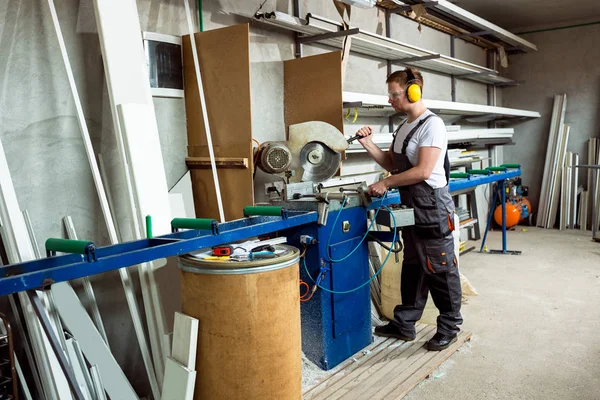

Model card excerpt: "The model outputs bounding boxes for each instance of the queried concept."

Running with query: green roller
[449,172,470,179]
[468,169,490,175]
[171,218,216,231]
[243,206,283,217]
[501,163,521,169]
[487,166,507,172]
[45,238,94,255]
[146,215,153,238]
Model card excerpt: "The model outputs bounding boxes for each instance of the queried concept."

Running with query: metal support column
[293,0,302,58]
[575,165,600,242]
[480,180,522,255]
[385,9,394,132]
[486,49,498,129]
[450,36,456,101]
[385,9,392,76]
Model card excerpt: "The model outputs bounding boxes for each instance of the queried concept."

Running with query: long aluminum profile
[307,14,511,82]
[253,11,514,85]
[420,0,538,52]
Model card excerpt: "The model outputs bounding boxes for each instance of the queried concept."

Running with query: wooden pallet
[303,324,472,400]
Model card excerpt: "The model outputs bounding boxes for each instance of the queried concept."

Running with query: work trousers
[393,228,463,336]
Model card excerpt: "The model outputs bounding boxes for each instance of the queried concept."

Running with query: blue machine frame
[450,167,522,254]
[0,169,520,375]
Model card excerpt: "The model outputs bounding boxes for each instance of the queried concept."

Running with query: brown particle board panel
[182,24,254,220]
[284,51,344,137]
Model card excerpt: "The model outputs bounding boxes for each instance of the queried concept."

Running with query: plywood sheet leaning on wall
[284,51,344,136]
[284,51,345,182]
[182,24,254,221]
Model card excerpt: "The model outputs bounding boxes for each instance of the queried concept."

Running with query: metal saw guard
[287,121,349,183]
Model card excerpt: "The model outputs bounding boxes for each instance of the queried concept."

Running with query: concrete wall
[0,0,501,396]
[502,24,600,211]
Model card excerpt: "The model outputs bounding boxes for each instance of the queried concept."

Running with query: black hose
[368,233,403,253]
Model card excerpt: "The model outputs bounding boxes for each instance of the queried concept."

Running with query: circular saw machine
[255,121,349,183]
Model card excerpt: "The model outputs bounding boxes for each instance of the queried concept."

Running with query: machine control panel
[375,206,415,228]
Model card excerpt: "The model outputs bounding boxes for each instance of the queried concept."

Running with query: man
[354,67,462,351]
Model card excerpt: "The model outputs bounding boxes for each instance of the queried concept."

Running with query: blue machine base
[284,205,372,370]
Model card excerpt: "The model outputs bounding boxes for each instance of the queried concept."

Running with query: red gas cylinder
[493,202,521,229]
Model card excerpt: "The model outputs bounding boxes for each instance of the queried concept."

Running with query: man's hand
[368,179,388,197]
[355,126,373,146]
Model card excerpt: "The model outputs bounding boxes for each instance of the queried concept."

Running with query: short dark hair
[386,67,424,90]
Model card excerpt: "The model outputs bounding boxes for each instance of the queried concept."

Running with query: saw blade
[299,142,341,182]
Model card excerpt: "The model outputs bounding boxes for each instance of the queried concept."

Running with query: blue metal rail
[449,168,521,192]
[0,195,401,297]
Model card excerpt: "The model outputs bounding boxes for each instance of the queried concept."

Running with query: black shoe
[426,332,457,351]
[374,323,415,341]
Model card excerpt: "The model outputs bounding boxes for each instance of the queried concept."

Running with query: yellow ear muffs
[406,82,422,103]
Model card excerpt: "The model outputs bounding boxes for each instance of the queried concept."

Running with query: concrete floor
[404,227,600,400]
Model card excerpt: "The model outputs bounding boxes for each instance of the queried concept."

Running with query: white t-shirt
[392,109,448,188]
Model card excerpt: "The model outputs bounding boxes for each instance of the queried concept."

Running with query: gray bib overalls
[390,114,463,337]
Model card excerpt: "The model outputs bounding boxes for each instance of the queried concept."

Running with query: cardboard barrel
[178,245,302,400]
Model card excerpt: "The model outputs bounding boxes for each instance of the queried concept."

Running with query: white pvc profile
[183,0,226,223]
[151,88,185,98]
[0,139,72,400]
[345,128,514,153]
[50,0,161,396]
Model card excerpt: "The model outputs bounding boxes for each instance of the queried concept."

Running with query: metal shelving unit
[346,128,515,153]
[250,11,517,86]
[342,91,540,121]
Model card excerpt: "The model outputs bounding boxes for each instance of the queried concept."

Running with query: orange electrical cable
[299,245,315,302]
[299,280,310,297]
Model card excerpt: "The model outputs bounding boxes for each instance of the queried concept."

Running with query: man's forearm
[383,166,427,188]
[362,141,394,171]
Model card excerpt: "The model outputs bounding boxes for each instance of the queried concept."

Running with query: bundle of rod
[580,138,600,231]
[559,152,580,230]
[537,94,568,229]
[367,210,384,320]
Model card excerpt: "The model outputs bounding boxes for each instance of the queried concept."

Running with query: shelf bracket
[296,28,359,44]
[343,101,363,108]
[293,0,302,58]
[450,35,456,101]
[390,54,441,64]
